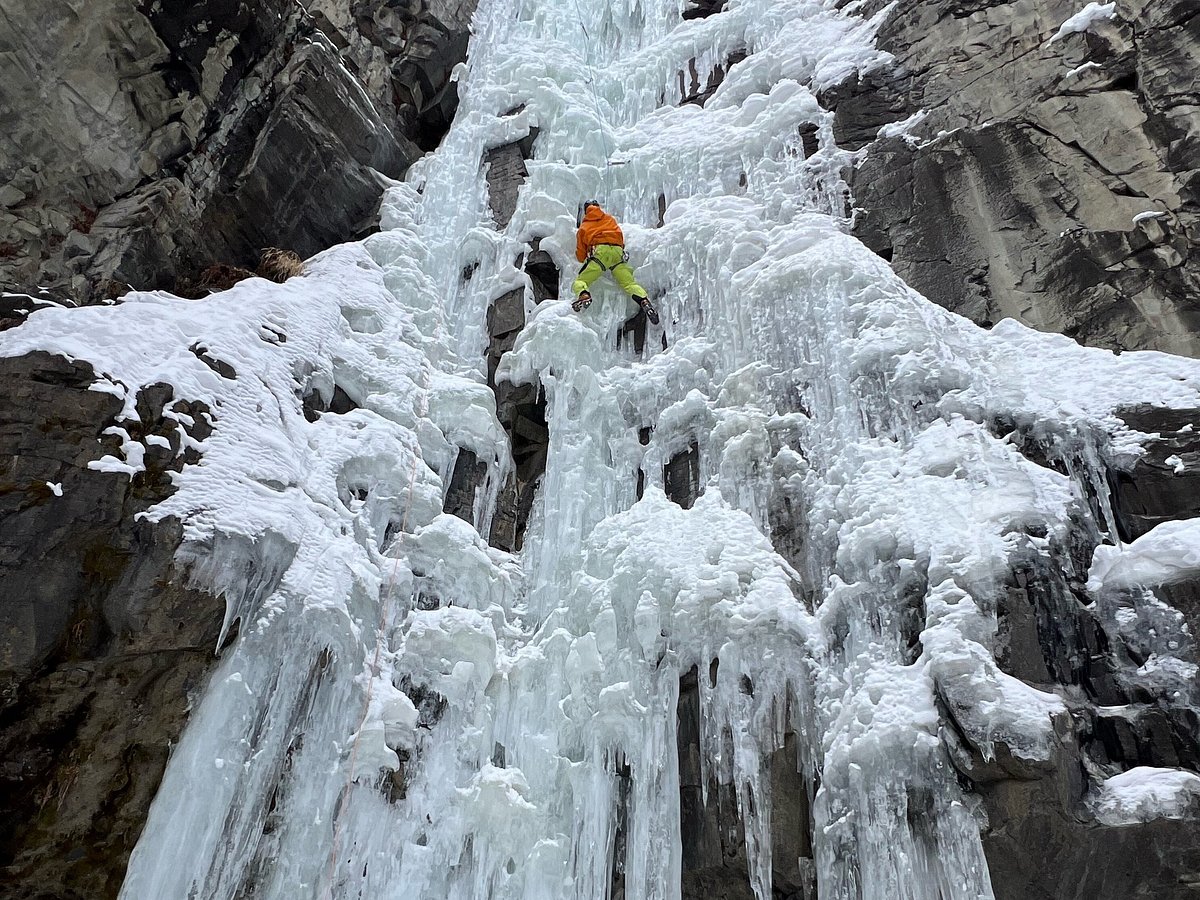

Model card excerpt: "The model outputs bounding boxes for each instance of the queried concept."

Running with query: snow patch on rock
[1089,767,1200,825]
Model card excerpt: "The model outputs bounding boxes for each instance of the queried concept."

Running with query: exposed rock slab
[982,782,1200,900]
[0,0,477,303]
[678,668,815,900]
[485,240,558,552]
[839,0,1200,355]
[1111,405,1200,540]
[664,443,701,509]
[0,352,225,898]
[484,132,538,229]
[444,448,488,524]
[968,503,1200,896]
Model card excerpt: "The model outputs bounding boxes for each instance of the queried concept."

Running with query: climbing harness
[581,244,629,272]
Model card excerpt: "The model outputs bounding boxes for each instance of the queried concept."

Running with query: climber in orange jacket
[572,201,659,324]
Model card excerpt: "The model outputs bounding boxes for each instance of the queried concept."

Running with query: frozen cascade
[5,0,1200,896]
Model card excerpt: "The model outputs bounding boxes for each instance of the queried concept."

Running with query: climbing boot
[572,291,592,312]
[638,296,660,325]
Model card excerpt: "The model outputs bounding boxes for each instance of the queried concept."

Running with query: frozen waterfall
[6,0,1200,896]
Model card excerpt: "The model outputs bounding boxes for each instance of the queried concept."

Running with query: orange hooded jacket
[575,205,624,262]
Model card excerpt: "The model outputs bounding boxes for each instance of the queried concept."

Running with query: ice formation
[5,0,1200,896]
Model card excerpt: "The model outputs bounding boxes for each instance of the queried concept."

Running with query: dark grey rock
[488,474,539,552]
[444,449,487,524]
[982,776,1200,900]
[665,443,701,509]
[0,0,478,303]
[487,368,547,553]
[963,520,1200,897]
[524,243,561,302]
[816,70,909,151]
[485,142,531,229]
[488,287,527,339]
[681,0,726,20]
[889,408,1200,899]
[485,287,528,403]
[680,51,747,107]
[841,0,1200,355]
[677,667,815,900]
[0,351,224,899]
[998,540,1123,702]
[302,383,359,422]
[617,308,651,355]
[1111,405,1200,540]
[1088,704,1200,772]
[481,254,550,552]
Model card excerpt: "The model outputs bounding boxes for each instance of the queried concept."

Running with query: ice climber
[572,201,660,325]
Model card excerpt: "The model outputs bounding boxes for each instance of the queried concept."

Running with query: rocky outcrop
[664,444,701,509]
[953,418,1200,899]
[1111,404,1200,539]
[444,449,488,523]
[978,562,1200,900]
[819,3,1200,890]
[677,668,815,900]
[0,351,225,898]
[482,142,556,551]
[485,139,535,230]
[0,0,477,304]
[835,0,1200,355]
[488,278,550,552]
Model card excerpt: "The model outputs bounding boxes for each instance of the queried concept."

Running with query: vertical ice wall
[0,0,1190,897]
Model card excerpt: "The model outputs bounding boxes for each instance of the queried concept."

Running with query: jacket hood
[583,205,606,221]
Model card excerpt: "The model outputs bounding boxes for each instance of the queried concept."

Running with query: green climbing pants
[571,244,647,299]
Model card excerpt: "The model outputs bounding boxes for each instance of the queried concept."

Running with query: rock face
[0,351,225,898]
[945,416,1200,900]
[0,3,477,874]
[677,669,815,900]
[819,3,1200,893]
[836,0,1200,355]
[0,0,477,303]
[481,135,554,553]
[1111,404,1200,539]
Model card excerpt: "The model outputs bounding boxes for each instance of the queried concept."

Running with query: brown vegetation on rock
[257,247,304,283]
[174,263,257,299]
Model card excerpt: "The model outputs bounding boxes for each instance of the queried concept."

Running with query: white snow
[1089,766,1200,825]
[1051,2,1117,42]
[1064,60,1102,78]
[1166,453,1186,473]
[46,482,63,497]
[876,110,928,146]
[87,378,126,399]
[1089,519,1200,593]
